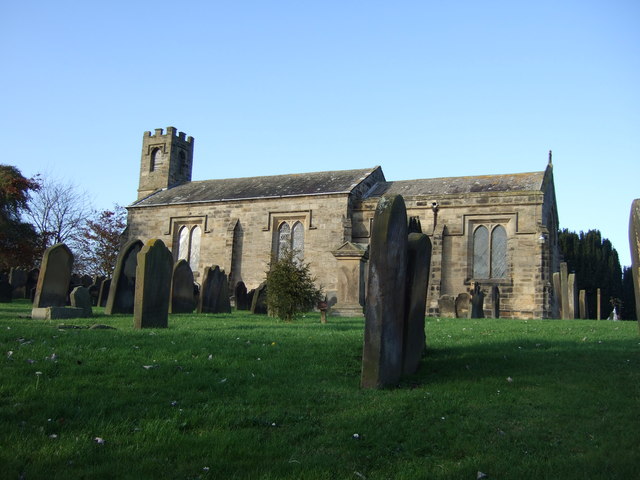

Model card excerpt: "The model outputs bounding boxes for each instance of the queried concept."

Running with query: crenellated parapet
[144,127,194,143]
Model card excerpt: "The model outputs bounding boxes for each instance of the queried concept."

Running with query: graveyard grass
[1,300,639,480]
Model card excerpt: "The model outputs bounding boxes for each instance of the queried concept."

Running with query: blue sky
[2,1,638,266]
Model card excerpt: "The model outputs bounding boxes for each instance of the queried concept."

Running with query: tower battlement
[144,127,194,143]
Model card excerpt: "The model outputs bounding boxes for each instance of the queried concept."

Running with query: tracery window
[276,220,304,262]
[473,224,507,279]
[175,224,201,273]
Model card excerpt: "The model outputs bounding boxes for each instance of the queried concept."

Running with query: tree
[558,229,624,319]
[24,174,93,252]
[0,165,41,270]
[266,249,323,322]
[75,206,128,276]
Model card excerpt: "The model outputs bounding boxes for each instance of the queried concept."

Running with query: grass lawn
[1,299,639,479]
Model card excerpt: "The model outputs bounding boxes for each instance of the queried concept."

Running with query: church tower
[137,127,194,200]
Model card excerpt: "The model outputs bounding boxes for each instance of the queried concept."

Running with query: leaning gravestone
[629,199,640,325]
[361,195,408,389]
[470,283,485,318]
[134,239,173,329]
[455,293,471,319]
[402,232,431,376]
[97,278,111,307]
[438,295,456,318]
[105,239,143,315]
[250,282,268,315]
[170,259,195,314]
[70,286,93,317]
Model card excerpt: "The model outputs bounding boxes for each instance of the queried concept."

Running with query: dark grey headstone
[33,243,74,308]
[235,281,249,310]
[361,195,408,389]
[170,259,195,314]
[250,282,268,315]
[70,286,92,317]
[455,293,471,319]
[402,232,431,376]
[97,278,111,307]
[198,266,232,314]
[26,268,39,300]
[438,295,456,318]
[470,284,485,318]
[80,274,92,288]
[491,285,500,318]
[0,278,12,303]
[134,239,173,329]
[552,271,561,318]
[105,239,143,315]
[579,289,588,319]
[629,199,640,323]
[9,267,27,298]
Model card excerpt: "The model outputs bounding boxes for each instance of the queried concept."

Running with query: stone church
[125,127,561,319]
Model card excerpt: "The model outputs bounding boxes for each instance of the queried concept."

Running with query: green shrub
[266,249,323,321]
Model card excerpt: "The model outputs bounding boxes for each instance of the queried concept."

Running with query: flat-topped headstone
[438,295,456,318]
[455,293,471,319]
[630,199,640,324]
[361,195,408,389]
[105,239,143,314]
[402,232,431,376]
[170,259,196,313]
[134,238,173,329]
[70,286,92,317]
[33,243,74,308]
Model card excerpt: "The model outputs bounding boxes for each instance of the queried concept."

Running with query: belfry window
[150,148,163,172]
[473,224,507,279]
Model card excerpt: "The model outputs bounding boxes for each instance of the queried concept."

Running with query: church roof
[364,171,546,198]
[131,167,381,207]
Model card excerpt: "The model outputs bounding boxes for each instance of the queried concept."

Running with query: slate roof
[132,167,380,207]
[363,171,546,198]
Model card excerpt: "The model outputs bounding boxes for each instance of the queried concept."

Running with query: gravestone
[438,295,456,318]
[0,278,12,302]
[402,232,431,376]
[70,286,93,317]
[80,274,93,288]
[250,282,268,314]
[470,283,485,318]
[568,273,576,320]
[88,276,105,305]
[105,239,143,315]
[630,199,640,324]
[97,278,111,307]
[552,272,561,318]
[134,239,173,329]
[33,243,74,308]
[26,268,39,300]
[170,259,196,313]
[455,293,471,319]
[9,267,27,299]
[579,289,588,319]
[247,288,256,311]
[560,262,570,320]
[198,265,232,314]
[235,281,249,310]
[361,195,408,389]
[491,285,500,318]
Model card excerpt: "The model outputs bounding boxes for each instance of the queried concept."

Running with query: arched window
[189,226,201,272]
[177,226,189,261]
[277,222,291,260]
[473,226,490,279]
[491,225,507,278]
[292,221,304,262]
[150,148,163,172]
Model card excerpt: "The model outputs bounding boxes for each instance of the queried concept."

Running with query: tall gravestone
[250,283,268,315]
[560,262,570,320]
[98,278,111,307]
[198,266,232,314]
[0,278,12,303]
[33,243,74,308]
[630,199,640,325]
[105,239,143,315]
[134,239,173,329]
[470,283,485,318]
[402,232,431,376]
[567,273,576,320]
[579,289,588,319]
[491,285,500,318]
[361,195,408,389]
[170,259,196,313]
[235,281,249,310]
[552,272,562,319]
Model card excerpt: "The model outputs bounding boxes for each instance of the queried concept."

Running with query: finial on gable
[548,150,553,166]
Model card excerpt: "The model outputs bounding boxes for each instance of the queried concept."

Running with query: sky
[1,1,638,266]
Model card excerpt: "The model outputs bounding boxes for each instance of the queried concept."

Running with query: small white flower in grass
[441,417,445,421]
[170,401,178,407]
[271,422,276,427]
[219,378,227,383]
[7,350,13,358]
[202,467,210,472]
[208,354,213,360]
[257,357,261,361]
[49,434,58,439]
[506,377,513,383]
[94,437,105,445]
[352,433,360,439]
